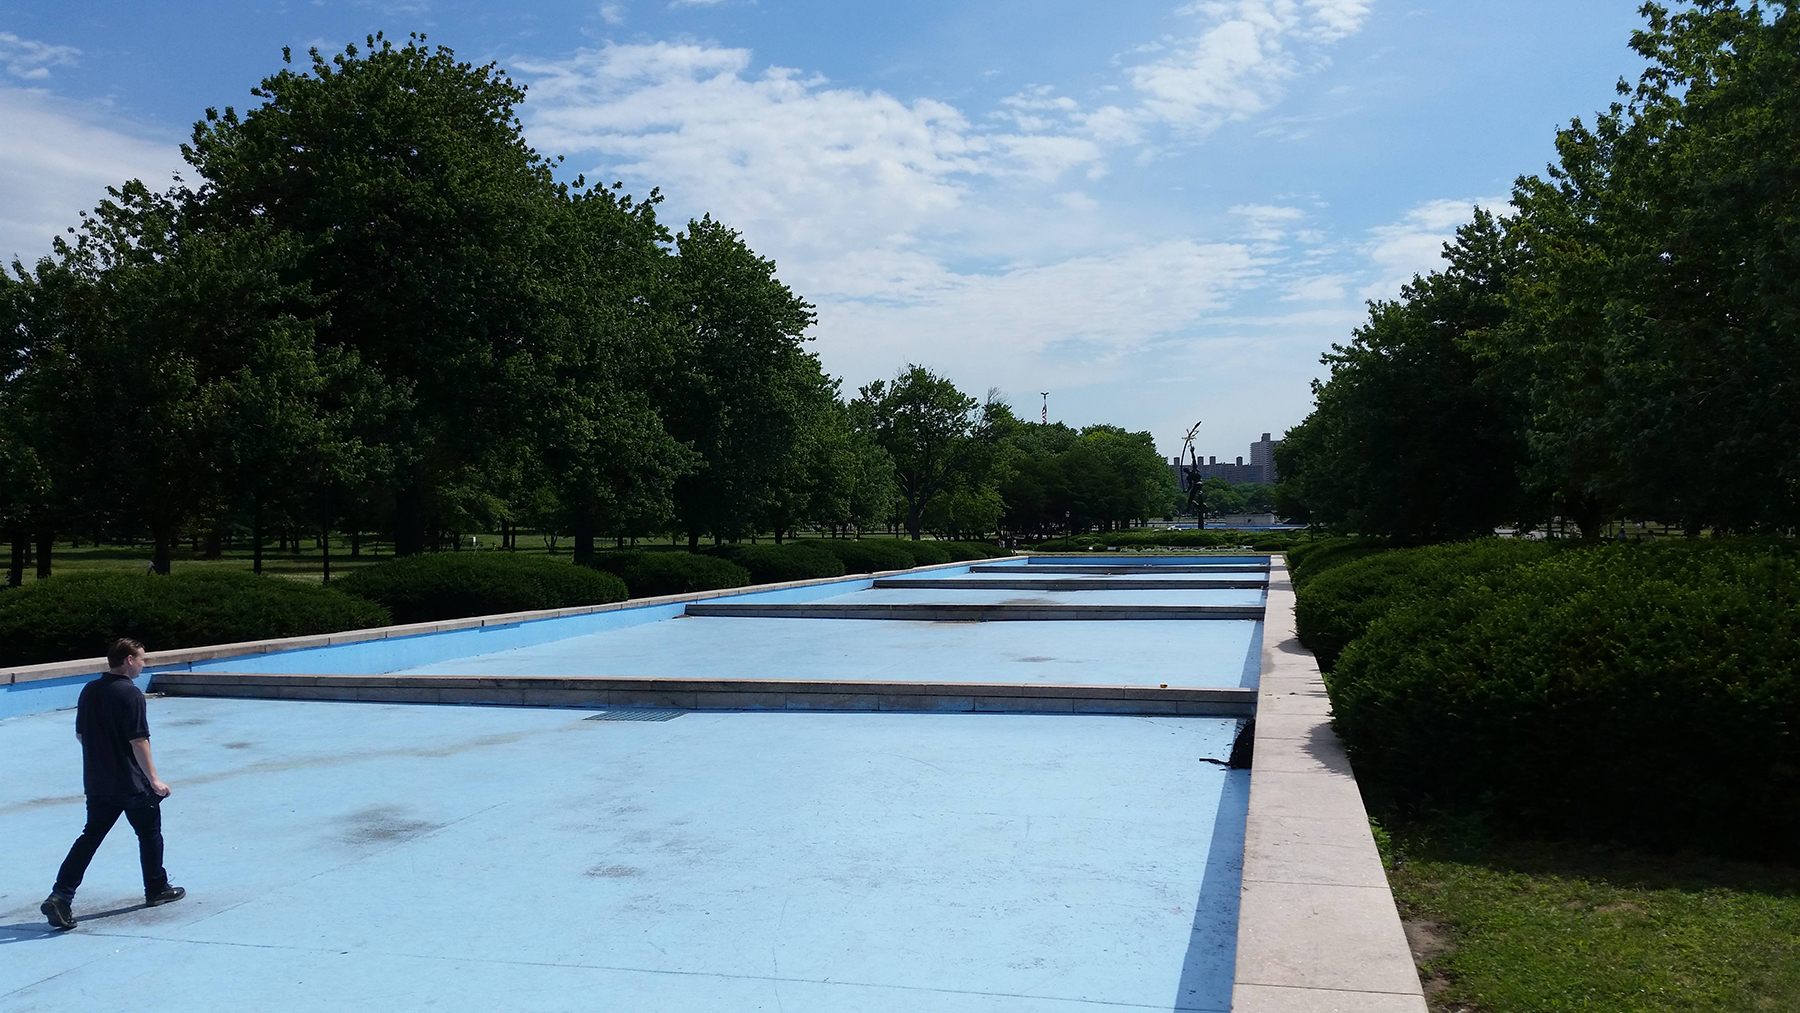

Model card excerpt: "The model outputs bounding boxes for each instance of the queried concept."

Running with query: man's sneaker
[145,886,186,907]
[40,894,76,930]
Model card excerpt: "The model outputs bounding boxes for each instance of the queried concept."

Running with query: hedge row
[332,553,628,624]
[1294,540,1555,670]
[0,571,391,667]
[1322,540,1800,856]
[706,543,845,584]
[1283,536,1387,587]
[584,551,751,598]
[1033,529,1316,553]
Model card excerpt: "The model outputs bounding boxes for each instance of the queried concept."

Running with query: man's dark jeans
[53,794,168,901]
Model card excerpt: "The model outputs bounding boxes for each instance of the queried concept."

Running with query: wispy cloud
[0,89,184,264]
[0,31,79,80]
[1360,195,1507,298]
[599,2,627,25]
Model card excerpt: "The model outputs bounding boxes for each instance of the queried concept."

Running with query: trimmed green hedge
[1031,529,1313,553]
[708,543,846,584]
[1328,542,1800,856]
[805,539,918,573]
[0,571,391,667]
[334,553,626,624]
[942,540,1008,560]
[1285,537,1386,586]
[1295,540,1557,671]
[584,551,750,598]
[872,539,952,566]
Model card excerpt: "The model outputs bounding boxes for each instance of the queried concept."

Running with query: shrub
[0,571,391,667]
[942,540,1007,560]
[1295,539,1557,670]
[584,551,750,598]
[868,539,952,566]
[1285,537,1386,586]
[707,543,846,584]
[334,552,626,624]
[806,539,918,573]
[1328,542,1800,856]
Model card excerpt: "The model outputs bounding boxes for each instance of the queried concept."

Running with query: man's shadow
[0,900,153,944]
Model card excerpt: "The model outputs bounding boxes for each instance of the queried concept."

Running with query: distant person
[40,638,185,930]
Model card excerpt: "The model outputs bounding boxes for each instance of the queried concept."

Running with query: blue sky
[0,1,1649,458]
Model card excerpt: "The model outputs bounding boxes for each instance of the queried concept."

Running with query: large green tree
[184,34,566,554]
[853,366,985,540]
[1278,210,1530,542]
[664,215,819,547]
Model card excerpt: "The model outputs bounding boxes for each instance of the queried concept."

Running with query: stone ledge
[1233,556,1424,1011]
[150,671,1258,717]
[2,555,1012,687]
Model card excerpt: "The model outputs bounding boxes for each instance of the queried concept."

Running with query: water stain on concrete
[338,805,443,845]
[585,864,642,878]
[222,742,253,750]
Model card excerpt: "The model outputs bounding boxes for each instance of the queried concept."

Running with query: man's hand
[131,738,170,797]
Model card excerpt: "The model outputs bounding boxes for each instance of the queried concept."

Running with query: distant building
[1171,432,1282,490]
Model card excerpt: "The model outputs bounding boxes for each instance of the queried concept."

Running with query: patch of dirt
[1405,917,1453,962]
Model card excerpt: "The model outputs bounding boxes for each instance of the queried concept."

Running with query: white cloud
[1359,195,1507,298]
[1125,0,1374,135]
[1230,202,1305,241]
[0,89,184,265]
[599,2,627,24]
[1283,273,1349,301]
[816,240,1262,385]
[0,31,79,80]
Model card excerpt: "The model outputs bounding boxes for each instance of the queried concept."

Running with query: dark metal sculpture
[1179,420,1206,529]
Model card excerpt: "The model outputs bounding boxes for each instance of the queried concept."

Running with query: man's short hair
[108,638,145,669]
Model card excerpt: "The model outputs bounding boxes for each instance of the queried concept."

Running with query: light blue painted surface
[1,698,1246,1012]
[912,571,1266,583]
[0,673,152,722]
[174,575,887,677]
[816,586,1267,606]
[394,615,1263,688]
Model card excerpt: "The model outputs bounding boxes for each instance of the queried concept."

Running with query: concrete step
[682,602,1265,621]
[153,671,1258,717]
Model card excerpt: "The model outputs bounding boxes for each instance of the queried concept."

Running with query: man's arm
[130,738,171,797]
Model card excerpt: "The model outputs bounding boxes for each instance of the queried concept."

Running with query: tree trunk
[7,531,26,587]
[152,525,173,575]
[394,485,425,557]
[351,531,362,558]
[252,502,265,575]
[688,529,701,551]
[906,501,924,540]
[321,526,332,584]
[204,521,224,559]
[572,514,595,565]
[35,529,53,579]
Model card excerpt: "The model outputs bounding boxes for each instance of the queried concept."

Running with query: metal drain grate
[585,708,685,722]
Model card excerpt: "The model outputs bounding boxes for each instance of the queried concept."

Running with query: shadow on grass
[1382,808,1800,899]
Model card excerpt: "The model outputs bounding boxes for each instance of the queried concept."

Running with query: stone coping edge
[684,602,1266,621]
[1230,557,1426,1012]
[153,672,1257,717]
[873,577,1271,590]
[2,555,1018,687]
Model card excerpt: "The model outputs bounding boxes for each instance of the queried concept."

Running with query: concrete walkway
[1231,561,1426,1012]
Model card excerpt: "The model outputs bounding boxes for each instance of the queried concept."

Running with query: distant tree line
[0,34,1174,583]
[1278,1,1800,542]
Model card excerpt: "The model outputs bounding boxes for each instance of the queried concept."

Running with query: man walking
[41,638,185,929]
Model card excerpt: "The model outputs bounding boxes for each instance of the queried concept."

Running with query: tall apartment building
[1171,432,1282,489]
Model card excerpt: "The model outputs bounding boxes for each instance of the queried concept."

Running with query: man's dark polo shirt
[75,672,153,800]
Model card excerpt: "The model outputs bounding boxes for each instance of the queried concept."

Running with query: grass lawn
[1381,818,1800,1012]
